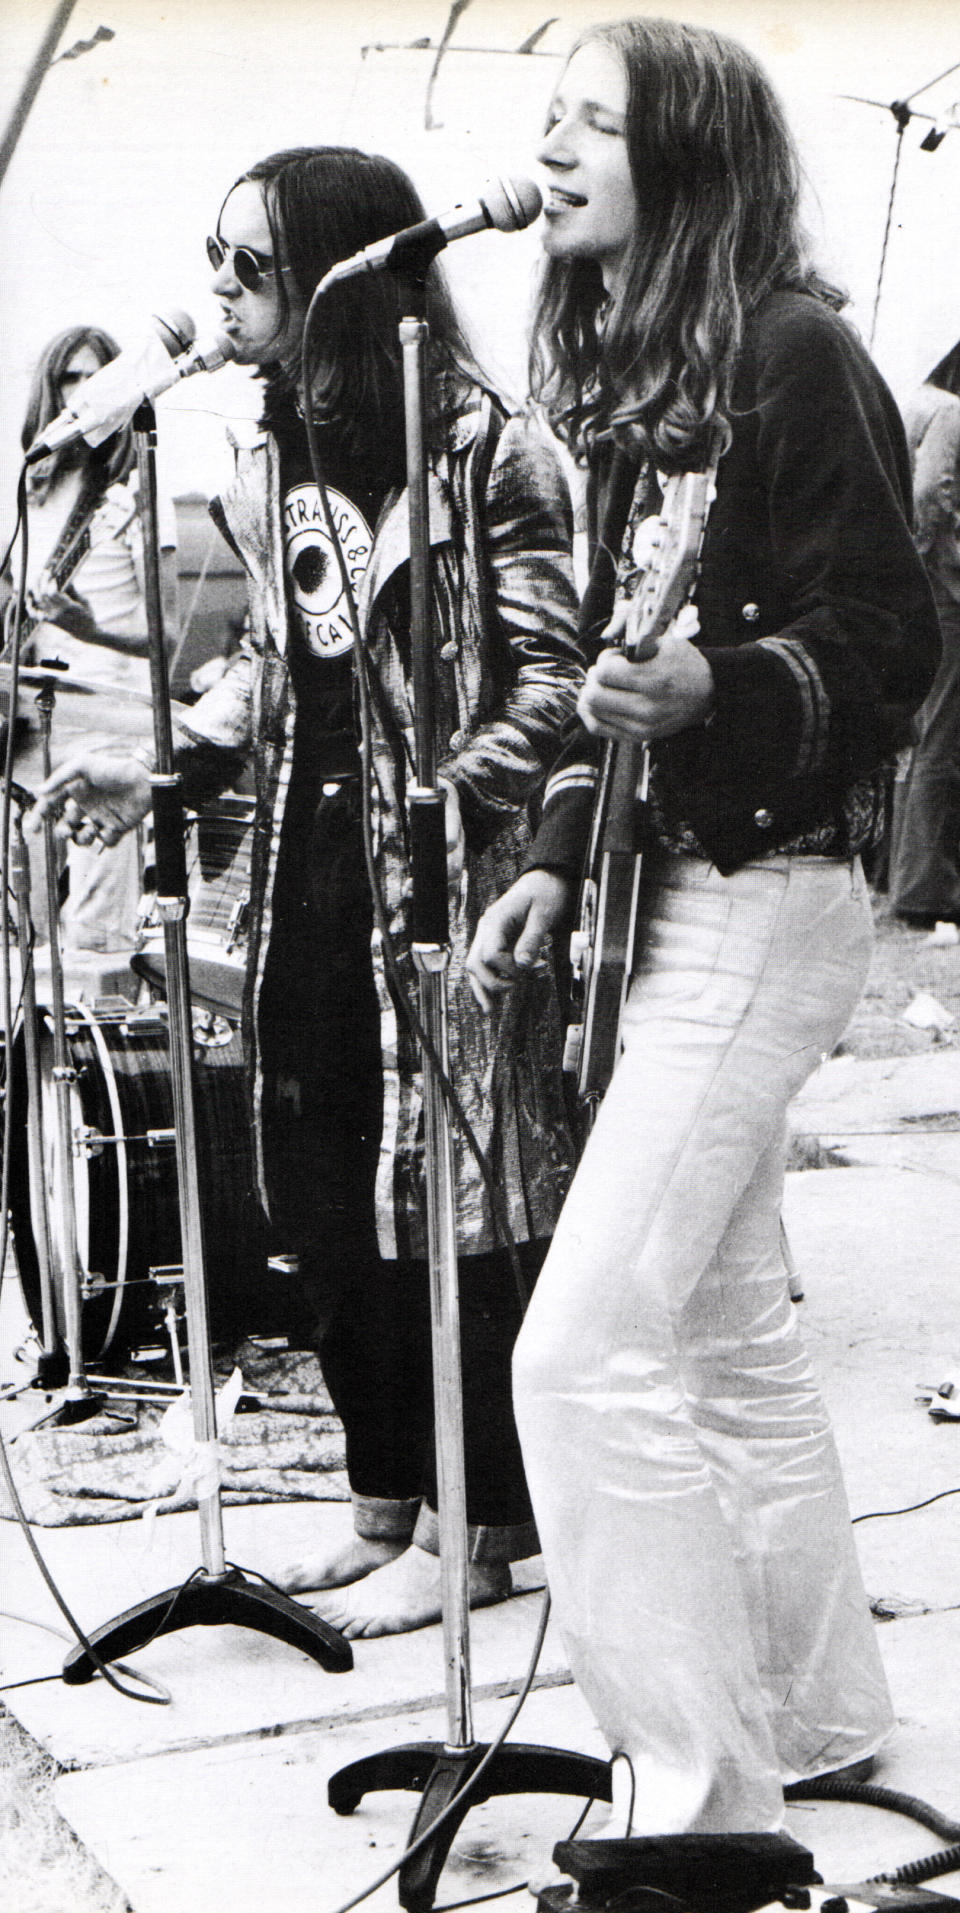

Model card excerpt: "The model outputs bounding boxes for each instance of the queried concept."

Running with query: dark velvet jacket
[532,289,941,879]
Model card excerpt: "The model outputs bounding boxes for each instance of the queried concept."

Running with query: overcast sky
[2,0,959,505]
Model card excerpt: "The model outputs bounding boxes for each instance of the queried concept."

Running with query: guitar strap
[577,445,645,660]
[32,473,104,592]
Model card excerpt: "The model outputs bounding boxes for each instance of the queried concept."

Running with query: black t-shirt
[272,394,396,784]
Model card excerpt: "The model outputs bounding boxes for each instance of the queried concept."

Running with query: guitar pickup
[569,927,593,987]
[562,1023,583,1075]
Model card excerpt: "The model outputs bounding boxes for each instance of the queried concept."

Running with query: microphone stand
[61,400,351,1682]
[326,275,609,1913]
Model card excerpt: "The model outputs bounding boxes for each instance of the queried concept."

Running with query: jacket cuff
[699,641,812,782]
[521,784,594,881]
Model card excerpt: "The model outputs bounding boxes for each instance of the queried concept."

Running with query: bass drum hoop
[71,998,130,1353]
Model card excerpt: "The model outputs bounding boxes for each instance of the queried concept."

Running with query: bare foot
[275,1532,408,1595]
[310,1543,513,1638]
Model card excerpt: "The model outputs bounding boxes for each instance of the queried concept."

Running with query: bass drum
[7,1002,272,1366]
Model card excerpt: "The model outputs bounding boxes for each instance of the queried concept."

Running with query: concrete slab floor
[2,1059,959,1911]
[51,1620,960,1913]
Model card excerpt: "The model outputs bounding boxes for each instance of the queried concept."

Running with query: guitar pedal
[539,1831,817,1912]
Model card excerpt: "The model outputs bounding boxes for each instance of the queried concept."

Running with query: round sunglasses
[206,232,294,293]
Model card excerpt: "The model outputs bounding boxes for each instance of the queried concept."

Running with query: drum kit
[1,658,270,1386]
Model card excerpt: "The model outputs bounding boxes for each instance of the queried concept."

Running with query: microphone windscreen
[481,176,543,234]
[152,309,197,356]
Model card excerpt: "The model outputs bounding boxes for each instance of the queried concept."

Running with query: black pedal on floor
[538,1831,817,1913]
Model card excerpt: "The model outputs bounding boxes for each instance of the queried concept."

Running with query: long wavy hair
[21,325,134,496]
[530,18,845,469]
[225,146,491,470]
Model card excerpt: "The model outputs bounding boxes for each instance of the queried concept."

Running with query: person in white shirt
[11,324,178,952]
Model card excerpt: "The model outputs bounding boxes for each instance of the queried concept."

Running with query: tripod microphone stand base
[329,1739,612,1913]
[61,1565,354,1683]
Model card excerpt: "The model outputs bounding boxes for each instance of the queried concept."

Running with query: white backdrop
[2,0,959,513]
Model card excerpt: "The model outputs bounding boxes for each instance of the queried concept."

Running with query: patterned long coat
[173,390,584,1260]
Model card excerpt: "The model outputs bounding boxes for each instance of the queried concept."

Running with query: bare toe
[310,1546,512,1638]
[274,1533,407,1594]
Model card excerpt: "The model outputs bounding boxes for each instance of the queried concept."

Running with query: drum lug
[52,1064,80,1085]
[76,1124,104,1157]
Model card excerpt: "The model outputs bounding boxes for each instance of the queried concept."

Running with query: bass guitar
[563,462,717,1114]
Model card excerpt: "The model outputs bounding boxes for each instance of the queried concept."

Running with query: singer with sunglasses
[34,145,584,1637]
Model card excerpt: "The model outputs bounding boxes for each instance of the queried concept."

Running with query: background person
[34,146,584,1638]
[889,337,960,929]
[4,323,178,954]
[467,18,939,1834]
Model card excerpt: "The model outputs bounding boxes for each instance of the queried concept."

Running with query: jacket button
[741,602,760,623]
[449,729,465,749]
[754,807,774,828]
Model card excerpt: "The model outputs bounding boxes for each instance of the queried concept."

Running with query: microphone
[25,311,234,462]
[320,176,543,289]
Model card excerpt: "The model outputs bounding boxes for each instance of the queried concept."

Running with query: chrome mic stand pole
[327,275,609,1913]
[62,400,350,1681]
[403,304,473,1758]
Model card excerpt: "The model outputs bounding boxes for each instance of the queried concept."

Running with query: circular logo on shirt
[282,482,373,659]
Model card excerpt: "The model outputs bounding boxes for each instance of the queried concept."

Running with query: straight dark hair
[21,325,134,493]
[227,146,492,468]
[530,17,845,469]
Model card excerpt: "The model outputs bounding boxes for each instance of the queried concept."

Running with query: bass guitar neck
[564,459,718,1118]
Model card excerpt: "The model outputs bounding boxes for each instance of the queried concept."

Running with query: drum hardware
[74,1123,177,1154]
[5,797,62,1391]
[5,685,107,1423]
[151,1266,187,1386]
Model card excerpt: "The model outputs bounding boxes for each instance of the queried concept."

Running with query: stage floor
[1,1047,959,1913]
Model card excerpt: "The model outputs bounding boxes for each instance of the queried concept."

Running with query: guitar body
[565,464,717,1115]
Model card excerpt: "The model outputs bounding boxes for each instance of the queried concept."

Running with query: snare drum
[133,796,253,1017]
[7,1001,269,1363]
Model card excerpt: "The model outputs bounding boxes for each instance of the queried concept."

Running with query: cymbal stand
[6,792,61,1382]
[62,400,350,1682]
[26,674,107,1420]
[327,277,609,1913]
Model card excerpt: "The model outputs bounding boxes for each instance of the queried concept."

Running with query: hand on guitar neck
[578,598,714,745]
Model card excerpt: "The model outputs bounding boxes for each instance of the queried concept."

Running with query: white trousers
[514,854,893,1834]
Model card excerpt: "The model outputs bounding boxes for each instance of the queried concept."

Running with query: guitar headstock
[624,467,716,662]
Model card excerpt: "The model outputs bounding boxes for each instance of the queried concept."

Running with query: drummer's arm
[171,649,253,809]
